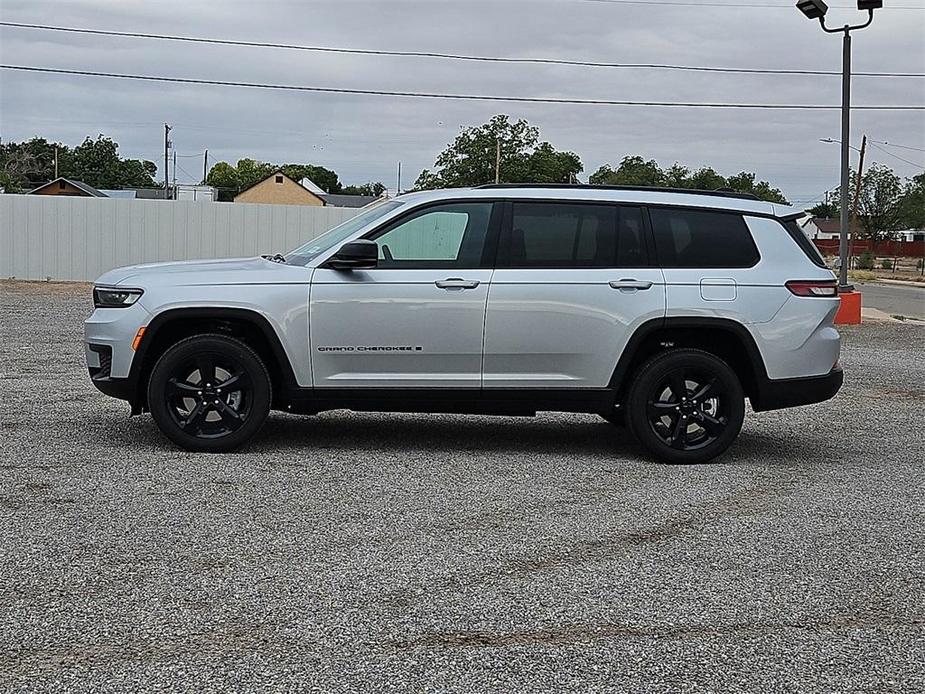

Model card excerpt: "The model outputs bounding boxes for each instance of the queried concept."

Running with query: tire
[147,334,272,452]
[625,348,745,464]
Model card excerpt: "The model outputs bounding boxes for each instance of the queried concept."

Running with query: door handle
[435,278,480,290]
[609,279,653,291]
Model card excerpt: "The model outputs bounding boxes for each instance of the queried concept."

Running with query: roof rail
[475,183,761,201]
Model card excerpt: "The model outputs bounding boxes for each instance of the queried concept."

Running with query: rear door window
[501,202,649,268]
[650,207,759,268]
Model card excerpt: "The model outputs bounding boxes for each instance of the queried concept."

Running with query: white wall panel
[0,196,360,282]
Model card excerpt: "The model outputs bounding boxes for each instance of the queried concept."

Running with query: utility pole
[202,149,208,184]
[172,150,177,190]
[494,138,501,184]
[849,134,867,265]
[163,123,172,199]
[54,146,58,178]
[396,161,401,196]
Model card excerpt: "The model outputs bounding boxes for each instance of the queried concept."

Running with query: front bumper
[88,372,135,402]
[85,301,151,411]
[84,302,151,379]
[751,365,844,412]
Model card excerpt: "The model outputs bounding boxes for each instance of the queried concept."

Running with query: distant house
[300,177,328,195]
[802,218,924,243]
[99,189,139,199]
[896,229,925,242]
[175,184,217,202]
[134,188,171,200]
[801,217,840,240]
[27,177,106,198]
[319,193,380,208]
[234,171,325,206]
[100,186,211,201]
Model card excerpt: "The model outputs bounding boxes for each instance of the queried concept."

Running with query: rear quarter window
[782,219,829,269]
[650,207,759,268]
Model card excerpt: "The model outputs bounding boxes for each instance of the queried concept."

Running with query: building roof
[300,177,328,195]
[99,189,138,199]
[810,218,840,234]
[320,194,381,208]
[233,169,324,201]
[27,177,107,197]
[134,188,171,200]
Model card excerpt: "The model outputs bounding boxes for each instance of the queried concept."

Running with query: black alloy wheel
[148,334,272,452]
[626,348,744,464]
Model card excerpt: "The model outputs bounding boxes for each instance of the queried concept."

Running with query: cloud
[1,0,922,202]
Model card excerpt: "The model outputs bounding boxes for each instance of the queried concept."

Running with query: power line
[870,139,925,153]
[868,142,925,168]
[1,21,921,78]
[174,161,198,182]
[3,65,924,110]
[580,0,925,8]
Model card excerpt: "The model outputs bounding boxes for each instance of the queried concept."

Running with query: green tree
[205,161,241,190]
[525,142,583,184]
[589,156,787,203]
[63,135,156,188]
[898,173,925,229]
[725,171,788,204]
[852,164,905,241]
[234,158,275,189]
[414,114,582,189]
[687,167,728,192]
[663,163,691,188]
[0,135,156,191]
[589,156,665,186]
[806,199,838,218]
[342,181,386,196]
[0,137,59,191]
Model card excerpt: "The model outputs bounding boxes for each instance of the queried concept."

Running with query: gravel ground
[1,280,923,693]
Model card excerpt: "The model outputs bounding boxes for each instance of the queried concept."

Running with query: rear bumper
[751,365,843,412]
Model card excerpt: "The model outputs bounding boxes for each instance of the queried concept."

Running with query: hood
[94,256,310,287]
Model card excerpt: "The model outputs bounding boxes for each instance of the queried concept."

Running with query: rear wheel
[147,334,272,452]
[626,348,744,464]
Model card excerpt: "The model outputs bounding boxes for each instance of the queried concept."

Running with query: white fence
[0,195,360,282]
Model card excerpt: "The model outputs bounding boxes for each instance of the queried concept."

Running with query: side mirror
[329,240,378,270]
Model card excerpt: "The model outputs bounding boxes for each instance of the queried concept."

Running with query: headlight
[93,286,144,308]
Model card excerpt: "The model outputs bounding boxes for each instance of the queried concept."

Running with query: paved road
[857,281,925,320]
[1,281,923,693]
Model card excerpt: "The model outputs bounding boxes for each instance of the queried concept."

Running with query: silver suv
[85,185,842,464]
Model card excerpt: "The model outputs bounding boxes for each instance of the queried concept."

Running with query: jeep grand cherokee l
[85,185,842,464]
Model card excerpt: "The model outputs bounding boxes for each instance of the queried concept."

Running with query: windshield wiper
[262,253,287,264]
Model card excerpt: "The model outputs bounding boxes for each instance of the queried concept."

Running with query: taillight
[786,280,838,297]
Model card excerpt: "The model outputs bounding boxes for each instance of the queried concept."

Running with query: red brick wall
[813,239,925,257]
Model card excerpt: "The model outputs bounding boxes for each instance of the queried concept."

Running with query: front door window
[369,202,494,268]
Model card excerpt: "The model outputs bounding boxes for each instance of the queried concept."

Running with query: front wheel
[626,348,745,464]
[147,334,272,452]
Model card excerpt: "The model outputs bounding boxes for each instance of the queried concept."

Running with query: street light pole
[797,0,879,291]
[838,28,852,288]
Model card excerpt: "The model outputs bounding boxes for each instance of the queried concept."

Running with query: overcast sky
[1,0,923,205]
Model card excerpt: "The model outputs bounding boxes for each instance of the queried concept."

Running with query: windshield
[286,200,404,265]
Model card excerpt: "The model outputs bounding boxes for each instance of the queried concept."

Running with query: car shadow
[98,410,825,465]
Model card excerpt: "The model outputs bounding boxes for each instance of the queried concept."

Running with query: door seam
[479,269,494,390]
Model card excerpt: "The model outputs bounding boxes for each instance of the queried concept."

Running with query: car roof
[395,186,793,218]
